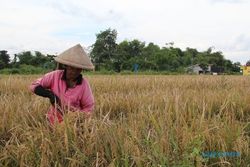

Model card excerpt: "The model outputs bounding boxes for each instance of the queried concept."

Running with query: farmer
[30,44,95,125]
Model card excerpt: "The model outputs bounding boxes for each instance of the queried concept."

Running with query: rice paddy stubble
[0,75,249,166]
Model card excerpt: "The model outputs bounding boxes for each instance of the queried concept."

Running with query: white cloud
[0,0,249,63]
[209,0,246,4]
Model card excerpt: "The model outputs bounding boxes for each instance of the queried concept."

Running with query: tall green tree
[88,28,240,73]
[127,40,145,58]
[17,51,33,65]
[16,51,53,68]
[140,43,160,70]
[193,52,209,71]
[114,41,130,71]
[232,62,241,72]
[91,28,118,70]
[155,48,172,71]
[0,50,10,69]
[30,51,50,66]
[115,39,148,71]
[184,48,198,65]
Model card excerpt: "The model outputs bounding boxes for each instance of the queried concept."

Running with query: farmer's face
[65,66,82,80]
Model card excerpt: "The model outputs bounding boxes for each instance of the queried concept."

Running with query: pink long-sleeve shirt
[30,70,94,124]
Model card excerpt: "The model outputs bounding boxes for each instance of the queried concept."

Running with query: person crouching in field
[30,44,95,125]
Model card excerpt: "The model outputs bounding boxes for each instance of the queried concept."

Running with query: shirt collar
[61,69,83,85]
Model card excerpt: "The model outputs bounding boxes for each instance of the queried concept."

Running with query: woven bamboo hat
[54,44,94,70]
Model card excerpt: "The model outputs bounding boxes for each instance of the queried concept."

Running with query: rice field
[0,74,249,167]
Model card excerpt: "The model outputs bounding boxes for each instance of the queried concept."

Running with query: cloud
[217,34,250,63]
[209,0,245,3]
[0,0,249,64]
[229,34,250,51]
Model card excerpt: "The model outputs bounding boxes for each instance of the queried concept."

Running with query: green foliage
[91,28,118,70]
[1,28,242,74]
[15,51,55,68]
[0,50,10,69]
[0,64,51,74]
[16,51,33,65]
[0,50,56,74]
[89,28,239,74]
[0,59,5,69]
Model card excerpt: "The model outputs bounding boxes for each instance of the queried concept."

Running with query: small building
[187,64,224,75]
[240,66,250,76]
[186,64,205,74]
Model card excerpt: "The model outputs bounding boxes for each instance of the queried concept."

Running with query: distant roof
[187,64,213,68]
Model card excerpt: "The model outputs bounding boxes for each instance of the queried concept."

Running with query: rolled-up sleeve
[80,79,94,113]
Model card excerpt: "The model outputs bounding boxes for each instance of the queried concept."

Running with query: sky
[0,0,249,64]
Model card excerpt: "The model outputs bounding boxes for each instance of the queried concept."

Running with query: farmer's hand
[49,93,61,106]
[34,85,61,106]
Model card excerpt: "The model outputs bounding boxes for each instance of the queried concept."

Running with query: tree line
[0,28,243,74]
[90,29,241,73]
[0,50,56,74]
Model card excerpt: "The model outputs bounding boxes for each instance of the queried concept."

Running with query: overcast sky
[0,0,249,64]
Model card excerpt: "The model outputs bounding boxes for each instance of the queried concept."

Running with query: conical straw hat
[54,44,94,70]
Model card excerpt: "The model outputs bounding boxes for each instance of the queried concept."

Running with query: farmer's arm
[30,71,56,92]
[30,71,61,105]
[79,79,94,117]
